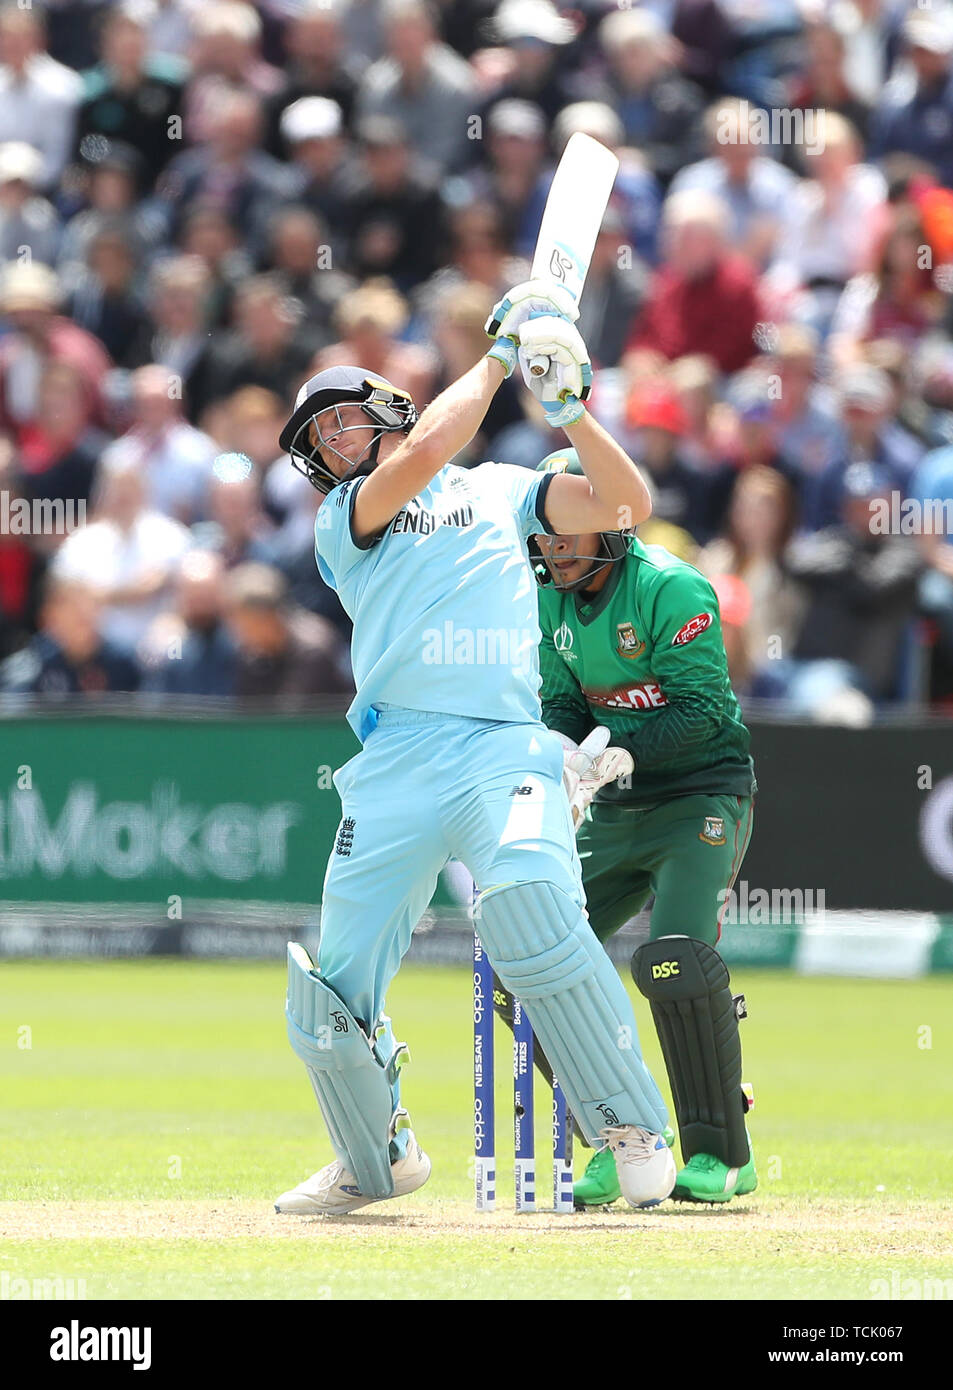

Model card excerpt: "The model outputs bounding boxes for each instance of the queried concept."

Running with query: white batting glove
[485,278,578,342]
[517,316,592,427]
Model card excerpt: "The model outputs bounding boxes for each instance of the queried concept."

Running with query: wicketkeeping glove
[558,727,635,829]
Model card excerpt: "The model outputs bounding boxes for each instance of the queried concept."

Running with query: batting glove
[542,397,586,428]
[518,315,592,427]
[486,335,518,377]
[485,278,578,342]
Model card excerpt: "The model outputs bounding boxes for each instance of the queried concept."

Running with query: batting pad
[285,943,398,1198]
[476,881,668,1143]
[632,936,749,1167]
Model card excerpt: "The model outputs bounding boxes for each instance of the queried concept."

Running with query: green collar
[574,551,625,624]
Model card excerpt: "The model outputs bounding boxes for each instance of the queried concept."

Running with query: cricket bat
[526,132,620,378]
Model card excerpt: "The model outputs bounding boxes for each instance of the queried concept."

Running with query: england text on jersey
[390,502,475,535]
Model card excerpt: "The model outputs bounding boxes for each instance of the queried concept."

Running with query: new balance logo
[509,784,533,797]
[335,817,356,856]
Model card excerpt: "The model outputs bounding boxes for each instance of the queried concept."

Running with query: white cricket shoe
[274,1130,432,1215]
[601,1125,677,1208]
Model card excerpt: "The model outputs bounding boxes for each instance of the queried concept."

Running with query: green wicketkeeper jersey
[538,537,756,807]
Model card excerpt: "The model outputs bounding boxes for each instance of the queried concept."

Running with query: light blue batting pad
[285,943,401,1198]
[476,881,668,1143]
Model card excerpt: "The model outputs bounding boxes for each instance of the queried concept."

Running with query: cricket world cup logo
[554,622,574,654]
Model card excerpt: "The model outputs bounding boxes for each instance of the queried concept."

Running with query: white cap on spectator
[838,364,893,411]
[494,0,575,45]
[0,260,60,312]
[281,96,344,145]
[117,0,158,25]
[193,2,263,42]
[488,99,546,140]
[903,7,953,54]
[600,7,665,51]
[300,0,351,14]
[0,142,43,186]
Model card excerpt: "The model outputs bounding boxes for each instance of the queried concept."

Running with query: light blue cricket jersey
[314,462,556,741]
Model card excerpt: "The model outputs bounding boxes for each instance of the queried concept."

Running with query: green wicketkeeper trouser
[491,792,754,1096]
[578,791,755,947]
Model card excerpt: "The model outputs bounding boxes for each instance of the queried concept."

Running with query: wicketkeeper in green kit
[493,449,758,1206]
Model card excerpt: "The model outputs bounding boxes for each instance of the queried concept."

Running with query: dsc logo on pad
[651,961,680,980]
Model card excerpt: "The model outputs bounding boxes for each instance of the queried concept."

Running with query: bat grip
[527,354,550,377]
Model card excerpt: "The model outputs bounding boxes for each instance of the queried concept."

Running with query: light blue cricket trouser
[315,707,663,1151]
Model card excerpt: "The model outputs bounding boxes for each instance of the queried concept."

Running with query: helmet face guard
[279,372,418,495]
[529,530,633,591]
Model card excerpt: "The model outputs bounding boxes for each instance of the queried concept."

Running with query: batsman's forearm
[395,356,505,482]
[564,411,652,528]
[351,357,506,539]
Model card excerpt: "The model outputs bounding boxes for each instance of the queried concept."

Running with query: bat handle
[527,354,550,377]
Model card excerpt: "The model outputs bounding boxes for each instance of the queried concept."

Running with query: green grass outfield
[1,960,951,1300]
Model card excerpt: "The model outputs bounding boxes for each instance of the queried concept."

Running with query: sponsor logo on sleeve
[672,612,713,646]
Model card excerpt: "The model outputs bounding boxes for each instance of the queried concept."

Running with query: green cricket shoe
[573,1145,620,1207]
[574,1126,675,1208]
[672,1135,758,1204]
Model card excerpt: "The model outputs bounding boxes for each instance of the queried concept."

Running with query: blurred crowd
[1,0,953,717]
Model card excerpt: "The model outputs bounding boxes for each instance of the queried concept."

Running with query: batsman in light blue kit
[274,280,676,1215]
